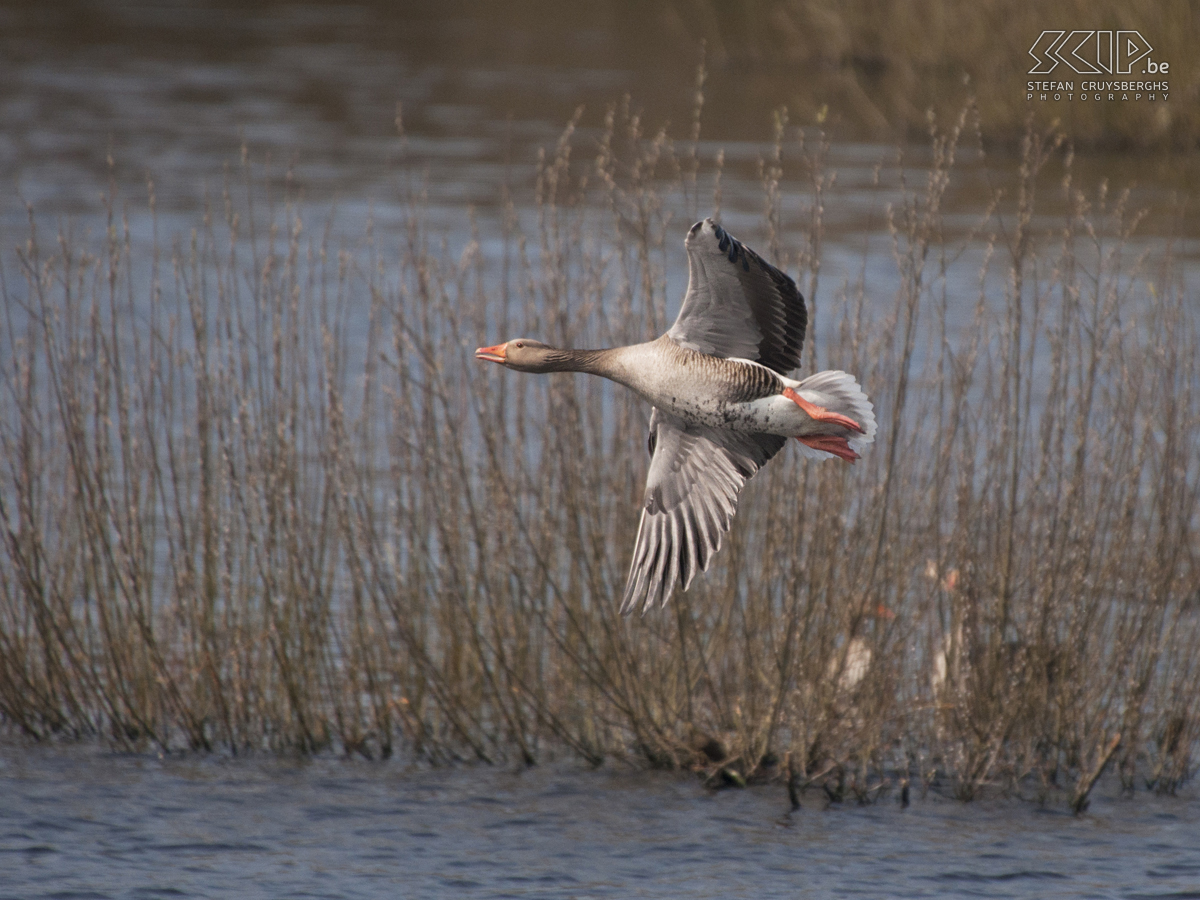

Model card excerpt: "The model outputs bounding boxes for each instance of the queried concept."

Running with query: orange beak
[475,342,507,364]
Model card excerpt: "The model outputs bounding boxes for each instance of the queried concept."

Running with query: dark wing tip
[674,219,807,374]
[685,217,726,251]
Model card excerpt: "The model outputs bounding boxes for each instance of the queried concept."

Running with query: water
[4,1,1194,389]
[3,1,1194,379]
[1,746,1198,899]
[3,2,1195,243]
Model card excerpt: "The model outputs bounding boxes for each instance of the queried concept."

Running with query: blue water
[2,746,1198,899]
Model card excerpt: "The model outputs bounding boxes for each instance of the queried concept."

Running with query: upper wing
[620,409,786,614]
[667,218,807,375]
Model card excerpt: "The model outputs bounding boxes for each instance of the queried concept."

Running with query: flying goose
[476,218,876,613]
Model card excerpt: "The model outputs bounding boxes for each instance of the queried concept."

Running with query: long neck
[538,339,690,402]
[536,345,650,387]
[539,347,617,375]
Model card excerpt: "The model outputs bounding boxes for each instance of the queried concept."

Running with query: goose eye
[514,341,524,348]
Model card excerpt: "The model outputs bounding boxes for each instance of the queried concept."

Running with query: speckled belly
[649,391,807,435]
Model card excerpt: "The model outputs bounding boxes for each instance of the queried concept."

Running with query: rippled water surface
[3,1,1197,244]
[2,747,1199,899]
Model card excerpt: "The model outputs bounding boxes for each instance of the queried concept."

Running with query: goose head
[475,339,564,373]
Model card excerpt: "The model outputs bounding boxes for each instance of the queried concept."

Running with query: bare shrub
[1,106,1196,810]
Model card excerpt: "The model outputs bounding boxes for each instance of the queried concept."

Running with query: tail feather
[794,370,876,461]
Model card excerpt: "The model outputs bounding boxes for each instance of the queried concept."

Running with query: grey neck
[537,347,618,375]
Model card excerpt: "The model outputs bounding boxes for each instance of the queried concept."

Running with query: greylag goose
[828,604,895,697]
[476,218,876,613]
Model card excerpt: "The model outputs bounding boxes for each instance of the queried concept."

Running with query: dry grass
[1,103,1197,813]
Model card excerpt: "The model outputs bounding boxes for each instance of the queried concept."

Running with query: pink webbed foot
[796,435,860,462]
[783,387,865,434]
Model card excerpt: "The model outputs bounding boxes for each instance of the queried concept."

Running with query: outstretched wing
[667,218,807,375]
[620,409,786,614]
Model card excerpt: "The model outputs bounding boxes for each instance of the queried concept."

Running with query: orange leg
[796,435,860,462]
[782,387,865,434]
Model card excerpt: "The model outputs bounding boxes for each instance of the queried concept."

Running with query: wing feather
[667,218,807,375]
[620,409,786,613]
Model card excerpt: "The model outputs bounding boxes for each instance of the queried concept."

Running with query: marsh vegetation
[1,100,1196,814]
